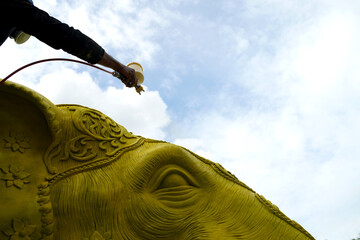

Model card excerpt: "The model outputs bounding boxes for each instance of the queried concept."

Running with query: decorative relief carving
[67,107,139,161]
[44,106,142,175]
[37,182,54,239]
[0,165,31,189]
[3,131,31,153]
[84,231,111,240]
[2,218,36,240]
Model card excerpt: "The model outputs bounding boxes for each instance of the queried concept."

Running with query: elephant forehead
[117,142,236,191]
[125,143,205,171]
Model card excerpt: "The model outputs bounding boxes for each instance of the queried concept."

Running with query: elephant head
[0,81,315,240]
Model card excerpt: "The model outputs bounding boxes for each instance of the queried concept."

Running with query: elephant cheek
[121,195,201,238]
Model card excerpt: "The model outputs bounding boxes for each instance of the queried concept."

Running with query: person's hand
[117,64,138,88]
[97,52,138,88]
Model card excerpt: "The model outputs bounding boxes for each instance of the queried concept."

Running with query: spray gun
[112,62,145,95]
[0,59,145,95]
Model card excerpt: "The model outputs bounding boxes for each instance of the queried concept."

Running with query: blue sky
[1,0,360,239]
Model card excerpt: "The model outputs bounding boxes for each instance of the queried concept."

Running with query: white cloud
[173,2,360,240]
[219,26,249,56]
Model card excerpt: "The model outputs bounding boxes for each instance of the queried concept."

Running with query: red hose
[0,58,113,85]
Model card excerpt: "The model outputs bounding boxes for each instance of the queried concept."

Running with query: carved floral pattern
[0,165,31,189]
[68,108,139,161]
[4,131,31,153]
[2,218,36,240]
[44,106,141,174]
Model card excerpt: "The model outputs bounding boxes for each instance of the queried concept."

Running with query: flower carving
[84,231,111,240]
[1,165,31,189]
[2,218,36,240]
[4,131,31,153]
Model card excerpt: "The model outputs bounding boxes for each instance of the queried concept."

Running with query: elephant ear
[0,81,61,238]
[0,81,142,238]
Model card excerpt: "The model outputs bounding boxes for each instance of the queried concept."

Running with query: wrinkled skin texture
[0,81,314,240]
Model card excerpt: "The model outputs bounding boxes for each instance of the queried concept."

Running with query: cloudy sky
[1,0,360,239]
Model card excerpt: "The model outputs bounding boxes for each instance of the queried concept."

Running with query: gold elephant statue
[0,81,315,239]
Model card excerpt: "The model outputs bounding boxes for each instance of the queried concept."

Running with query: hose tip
[135,85,145,95]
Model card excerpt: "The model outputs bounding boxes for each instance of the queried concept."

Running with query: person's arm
[1,0,137,87]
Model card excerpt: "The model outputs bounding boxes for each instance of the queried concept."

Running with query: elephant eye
[149,165,200,208]
[158,173,190,189]
[150,165,199,192]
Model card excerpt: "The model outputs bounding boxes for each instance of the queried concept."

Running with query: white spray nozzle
[127,62,144,85]
[127,62,144,95]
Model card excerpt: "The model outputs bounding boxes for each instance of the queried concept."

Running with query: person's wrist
[98,52,120,70]
[97,52,137,87]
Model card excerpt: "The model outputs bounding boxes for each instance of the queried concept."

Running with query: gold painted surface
[0,81,315,240]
